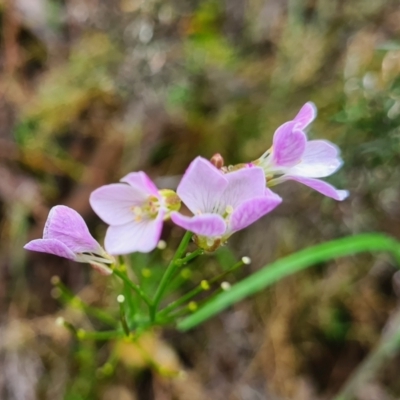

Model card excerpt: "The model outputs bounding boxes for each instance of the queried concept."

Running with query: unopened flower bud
[77,329,86,339]
[200,280,210,290]
[141,268,152,278]
[221,281,231,291]
[157,240,167,250]
[210,153,224,169]
[241,256,251,265]
[51,275,60,285]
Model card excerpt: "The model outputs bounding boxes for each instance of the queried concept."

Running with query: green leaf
[177,233,400,331]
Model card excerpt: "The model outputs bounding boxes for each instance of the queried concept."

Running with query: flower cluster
[24,103,348,272]
[253,102,348,201]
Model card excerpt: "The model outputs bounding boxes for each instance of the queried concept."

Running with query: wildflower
[90,171,180,255]
[171,157,281,251]
[24,205,113,275]
[254,102,348,201]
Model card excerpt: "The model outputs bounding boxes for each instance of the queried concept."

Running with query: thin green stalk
[112,268,152,308]
[120,257,138,321]
[123,280,136,322]
[159,258,246,316]
[150,231,193,320]
[58,318,78,336]
[97,352,119,378]
[159,284,208,317]
[175,248,204,267]
[117,295,131,337]
[76,329,123,341]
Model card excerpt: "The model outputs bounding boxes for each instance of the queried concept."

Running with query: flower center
[132,196,160,222]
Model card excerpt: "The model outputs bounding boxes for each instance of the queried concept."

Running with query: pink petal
[221,167,266,210]
[293,102,317,129]
[229,190,282,232]
[90,184,144,226]
[120,171,159,197]
[285,176,349,201]
[177,157,228,214]
[272,122,307,168]
[44,206,101,254]
[104,212,164,255]
[24,239,77,261]
[171,212,226,237]
[289,140,343,178]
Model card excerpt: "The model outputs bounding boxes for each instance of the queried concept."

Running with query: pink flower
[24,206,112,275]
[90,172,180,255]
[171,157,282,251]
[256,102,348,201]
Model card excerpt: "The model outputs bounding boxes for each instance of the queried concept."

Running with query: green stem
[123,280,136,322]
[97,352,119,378]
[112,268,152,308]
[175,248,204,267]
[118,296,131,337]
[159,258,245,316]
[150,231,193,320]
[159,285,207,317]
[77,329,124,341]
[61,319,79,336]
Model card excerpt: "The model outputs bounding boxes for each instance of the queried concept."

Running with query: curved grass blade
[178,233,400,331]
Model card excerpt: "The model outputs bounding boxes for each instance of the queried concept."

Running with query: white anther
[221,281,231,291]
[117,294,125,303]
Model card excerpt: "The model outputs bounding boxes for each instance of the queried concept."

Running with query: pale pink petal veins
[229,190,282,232]
[44,205,101,254]
[289,140,343,178]
[24,239,78,261]
[221,167,266,211]
[293,102,317,129]
[177,157,228,214]
[272,121,307,168]
[90,184,145,226]
[120,171,159,197]
[284,176,349,201]
[170,212,226,237]
[104,211,165,255]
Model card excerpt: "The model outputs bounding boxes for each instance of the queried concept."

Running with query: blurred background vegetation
[1,0,400,399]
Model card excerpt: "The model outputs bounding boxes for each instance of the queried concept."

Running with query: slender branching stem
[118,295,131,336]
[150,231,193,321]
[76,329,124,341]
[159,258,246,316]
[112,268,153,308]
[175,248,204,268]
